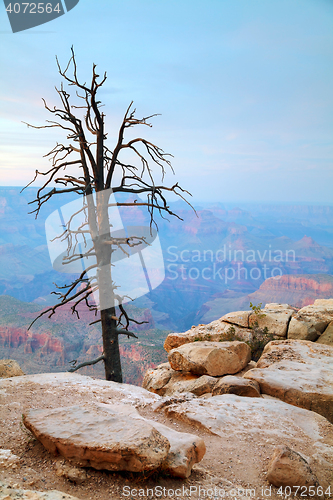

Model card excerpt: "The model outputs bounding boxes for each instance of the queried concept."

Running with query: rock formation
[0,359,24,378]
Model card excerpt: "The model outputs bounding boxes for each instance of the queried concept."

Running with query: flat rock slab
[23,404,170,472]
[164,320,253,352]
[244,340,333,423]
[168,341,251,376]
[0,481,81,500]
[212,376,260,397]
[162,394,333,480]
[23,402,205,477]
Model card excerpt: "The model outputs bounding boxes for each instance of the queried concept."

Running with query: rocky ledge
[1,299,333,499]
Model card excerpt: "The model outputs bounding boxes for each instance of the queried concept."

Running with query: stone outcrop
[212,376,260,397]
[168,341,251,376]
[23,402,205,478]
[244,340,333,422]
[287,300,333,341]
[164,320,253,352]
[0,359,24,378]
[316,320,333,346]
[249,305,293,337]
[161,394,333,457]
[267,446,318,488]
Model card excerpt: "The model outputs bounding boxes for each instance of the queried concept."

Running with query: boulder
[142,362,173,394]
[148,420,205,478]
[212,376,260,397]
[220,310,250,328]
[23,402,205,477]
[168,341,251,376]
[249,306,293,337]
[314,298,333,310]
[316,321,333,346]
[267,446,318,488]
[143,363,218,396]
[164,320,253,352]
[0,482,82,499]
[23,404,170,472]
[0,359,24,378]
[244,340,333,422]
[55,461,87,483]
[288,303,333,341]
[264,303,294,310]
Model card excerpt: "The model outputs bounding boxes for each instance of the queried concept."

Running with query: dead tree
[24,48,191,382]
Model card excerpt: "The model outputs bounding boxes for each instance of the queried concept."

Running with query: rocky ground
[0,299,333,500]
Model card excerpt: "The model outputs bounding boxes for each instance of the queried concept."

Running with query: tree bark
[101,307,122,382]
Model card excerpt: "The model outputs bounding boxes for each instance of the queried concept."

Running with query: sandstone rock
[147,420,205,478]
[54,461,87,483]
[244,340,333,422]
[168,341,251,376]
[316,321,333,346]
[288,303,333,341]
[249,306,293,337]
[163,394,333,451]
[221,310,250,328]
[23,404,170,472]
[23,402,205,477]
[0,481,82,500]
[0,359,24,378]
[164,320,253,352]
[143,363,218,397]
[0,450,20,468]
[142,362,173,394]
[287,317,319,341]
[212,376,260,397]
[264,303,294,310]
[267,445,318,488]
[314,298,333,310]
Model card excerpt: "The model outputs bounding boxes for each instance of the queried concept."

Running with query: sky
[0,0,332,203]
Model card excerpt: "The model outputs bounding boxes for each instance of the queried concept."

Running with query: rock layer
[244,340,333,422]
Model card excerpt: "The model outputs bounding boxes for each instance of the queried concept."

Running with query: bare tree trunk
[101,307,122,382]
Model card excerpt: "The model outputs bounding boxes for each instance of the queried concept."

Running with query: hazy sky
[0,0,332,203]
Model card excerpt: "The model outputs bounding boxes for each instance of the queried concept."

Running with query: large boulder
[212,376,260,397]
[23,404,170,472]
[244,340,333,422]
[249,305,294,338]
[168,341,251,376]
[0,359,24,378]
[142,362,173,394]
[316,321,333,346]
[288,303,333,341]
[23,402,205,478]
[267,445,318,488]
[164,320,253,352]
[221,310,251,328]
